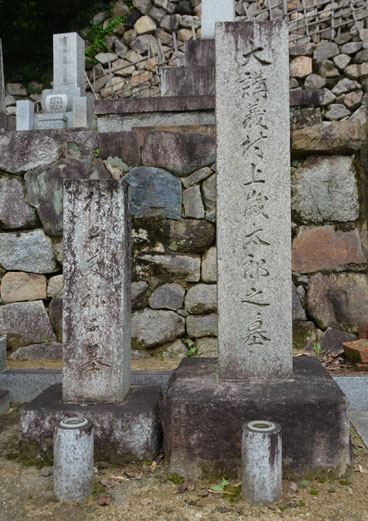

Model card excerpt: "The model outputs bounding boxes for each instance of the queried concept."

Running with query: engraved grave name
[216,21,292,380]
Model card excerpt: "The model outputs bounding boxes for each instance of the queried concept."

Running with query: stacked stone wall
[0,110,367,360]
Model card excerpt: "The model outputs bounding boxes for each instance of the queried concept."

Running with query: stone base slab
[0,389,9,414]
[20,383,162,463]
[161,357,351,479]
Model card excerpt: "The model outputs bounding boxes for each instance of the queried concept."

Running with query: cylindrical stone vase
[242,420,282,506]
[54,417,94,502]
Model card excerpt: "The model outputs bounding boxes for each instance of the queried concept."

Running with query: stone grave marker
[216,20,292,380]
[62,179,131,403]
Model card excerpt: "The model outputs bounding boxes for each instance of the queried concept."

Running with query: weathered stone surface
[289,43,315,56]
[304,74,326,89]
[332,78,357,95]
[0,132,60,174]
[49,297,62,342]
[47,275,63,298]
[320,327,357,357]
[216,21,292,380]
[183,185,204,218]
[354,49,368,64]
[307,272,368,331]
[124,166,182,220]
[63,180,131,404]
[292,282,306,320]
[319,88,336,106]
[333,54,351,69]
[164,219,215,254]
[0,229,57,273]
[149,283,185,310]
[131,34,157,53]
[291,107,322,130]
[142,130,216,177]
[292,226,366,274]
[11,341,62,360]
[185,284,217,314]
[0,300,56,350]
[202,246,216,283]
[341,42,363,54]
[132,309,185,348]
[292,109,367,154]
[292,321,316,351]
[182,167,212,188]
[196,337,217,357]
[25,158,112,237]
[134,15,157,35]
[137,254,200,282]
[314,43,339,61]
[345,63,368,79]
[291,156,359,224]
[161,339,187,358]
[131,280,148,309]
[98,131,140,165]
[345,90,363,110]
[1,272,47,303]
[95,52,118,64]
[290,56,312,78]
[187,313,217,337]
[0,176,38,230]
[319,59,339,78]
[202,174,216,210]
[325,104,351,120]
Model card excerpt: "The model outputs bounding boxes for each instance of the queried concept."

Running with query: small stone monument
[16,33,93,131]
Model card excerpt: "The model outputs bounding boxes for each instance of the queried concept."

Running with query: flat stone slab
[161,357,351,479]
[333,376,368,409]
[0,389,9,414]
[20,383,162,463]
[350,410,368,448]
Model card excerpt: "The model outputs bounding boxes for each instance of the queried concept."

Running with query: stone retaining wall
[0,108,367,360]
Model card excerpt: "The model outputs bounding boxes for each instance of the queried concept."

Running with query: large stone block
[161,358,351,478]
[0,176,38,230]
[131,309,185,348]
[185,284,217,314]
[149,283,185,311]
[137,254,201,282]
[0,272,47,303]
[124,166,182,220]
[142,130,215,177]
[20,384,162,463]
[0,229,57,274]
[0,132,60,173]
[187,313,217,337]
[11,341,62,360]
[307,272,368,331]
[25,158,112,237]
[292,226,366,274]
[162,66,214,97]
[98,131,141,165]
[0,300,56,350]
[164,219,215,254]
[292,156,359,224]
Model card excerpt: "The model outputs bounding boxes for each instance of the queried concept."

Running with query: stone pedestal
[161,357,351,479]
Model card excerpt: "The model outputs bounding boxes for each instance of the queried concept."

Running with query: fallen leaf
[176,479,194,494]
[140,498,152,505]
[347,487,353,495]
[359,465,368,474]
[100,478,116,488]
[289,481,298,491]
[125,471,143,480]
[111,474,129,482]
[98,495,112,506]
[149,461,157,472]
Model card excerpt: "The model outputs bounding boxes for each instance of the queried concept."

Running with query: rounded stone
[134,15,157,35]
[131,309,185,348]
[149,283,185,310]
[185,284,217,314]
[47,275,63,298]
[290,56,312,78]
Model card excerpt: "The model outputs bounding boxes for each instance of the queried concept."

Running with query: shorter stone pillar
[54,417,94,502]
[16,100,35,131]
[242,420,282,506]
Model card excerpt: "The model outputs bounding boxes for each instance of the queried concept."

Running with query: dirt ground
[1,404,368,521]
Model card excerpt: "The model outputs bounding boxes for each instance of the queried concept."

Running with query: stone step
[0,389,9,414]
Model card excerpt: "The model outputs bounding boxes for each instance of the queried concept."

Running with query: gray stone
[25,158,111,237]
[134,15,157,35]
[196,337,217,357]
[133,0,153,14]
[0,300,56,350]
[185,284,217,314]
[320,328,357,357]
[345,90,363,110]
[132,309,185,348]
[289,43,315,57]
[216,21,292,380]
[7,83,27,96]
[325,104,351,120]
[320,88,336,106]
[131,34,158,53]
[0,389,9,414]
[95,52,118,65]
[333,377,368,409]
[201,173,216,210]
[354,49,368,64]
[0,40,5,115]
[0,336,6,372]
[161,339,187,358]
[0,176,38,230]
[291,156,359,224]
[0,229,57,274]
[341,42,363,54]
[187,313,217,337]
[149,6,166,23]
[165,219,215,254]
[124,166,182,220]
[332,78,357,95]
[63,180,131,404]
[182,167,212,188]
[304,74,326,89]
[132,281,148,309]
[183,185,204,218]
[313,42,339,61]
[201,0,235,39]
[350,410,368,449]
[319,59,339,77]
[53,33,85,94]
[201,246,216,283]
[47,275,63,298]
[16,100,35,131]
[333,54,351,69]
[149,283,185,310]
[11,342,62,360]
[72,96,94,128]
[138,254,200,282]
[292,282,306,321]
[345,63,368,79]
[307,272,368,331]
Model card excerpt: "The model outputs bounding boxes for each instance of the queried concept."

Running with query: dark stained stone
[98,131,141,166]
[25,158,112,237]
[142,130,216,177]
[320,327,357,356]
[292,282,306,320]
[0,175,38,230]
[124,166,182,220]
[164,219,215,254]
[48,297,62,342]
